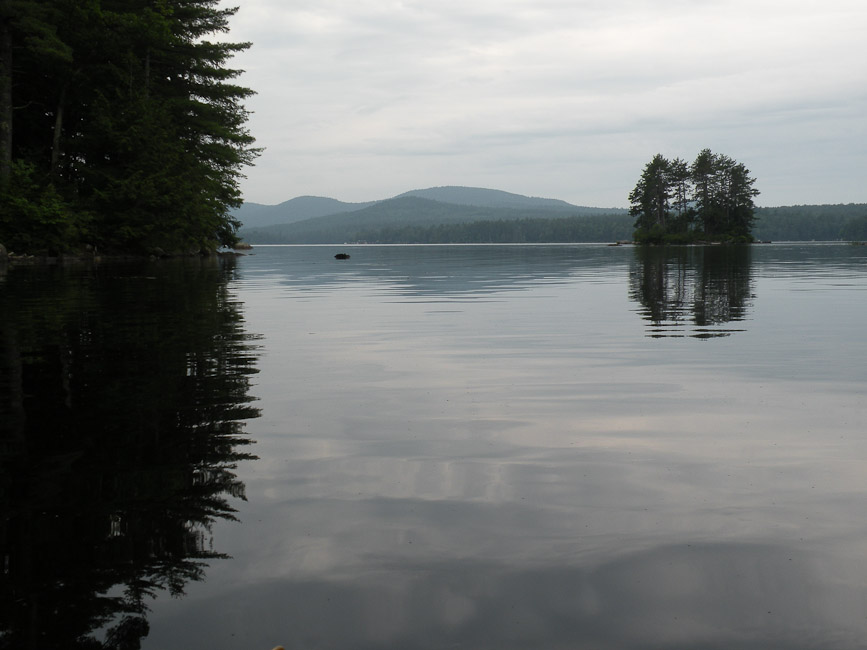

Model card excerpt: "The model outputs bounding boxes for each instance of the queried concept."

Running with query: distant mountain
[231,195,375,229]
[234,185,628,230]
[241,196,500,242]
[235,186,867,244]
[240,194,629,244]
[395,186,619,214]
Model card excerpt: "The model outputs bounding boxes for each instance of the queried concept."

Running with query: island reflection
[629,245,754,337]
[0,257,260,649]
[133,243,867,649]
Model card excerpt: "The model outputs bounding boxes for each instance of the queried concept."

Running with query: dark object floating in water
[334,253,350,259]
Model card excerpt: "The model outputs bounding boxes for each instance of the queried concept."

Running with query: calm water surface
[2,244,867,649]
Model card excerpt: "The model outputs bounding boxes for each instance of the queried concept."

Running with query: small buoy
[334,253,350,259]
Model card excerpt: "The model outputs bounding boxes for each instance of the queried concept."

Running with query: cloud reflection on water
[144,244,867,648]
[154,538,862,649]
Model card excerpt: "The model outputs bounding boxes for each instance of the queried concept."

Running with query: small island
[629,149,759,244]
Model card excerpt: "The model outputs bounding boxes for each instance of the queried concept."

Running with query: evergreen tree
[628,154,672,234]
[690,148,719,235]
[630,149,759,243]
[0,0,258,254]
[669,157,693,228]
[716,155,760,236]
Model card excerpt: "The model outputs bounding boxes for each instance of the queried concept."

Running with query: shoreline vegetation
[4,200,866,258]
[4,191,866,258]
[0,1,259,258]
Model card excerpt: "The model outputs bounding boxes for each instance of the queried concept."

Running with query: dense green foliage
[629,150,759,243]
[0,0,258,255]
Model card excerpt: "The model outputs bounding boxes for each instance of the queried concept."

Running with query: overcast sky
[223,0,866,208]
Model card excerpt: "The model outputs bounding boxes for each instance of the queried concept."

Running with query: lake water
[2,243,867,649]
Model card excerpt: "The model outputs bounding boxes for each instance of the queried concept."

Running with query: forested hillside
[240,199,866,245]
[231,186,624,231]
[240,195,631,244]
[395,186,622,214]
[752,204,867,241]
[0,1,258,255]
[231,196,375,230]
[334,214,635,244]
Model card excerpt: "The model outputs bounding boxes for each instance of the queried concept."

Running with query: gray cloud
[225,0,867,207]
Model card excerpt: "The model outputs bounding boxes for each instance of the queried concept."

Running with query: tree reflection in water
[0,257,260,649]
[628,245,754,338]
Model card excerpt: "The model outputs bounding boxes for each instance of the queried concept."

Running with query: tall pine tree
[630,149,759,243]
[0,0,258,254]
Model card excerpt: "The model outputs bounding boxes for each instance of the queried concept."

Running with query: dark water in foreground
[2,243,866,649]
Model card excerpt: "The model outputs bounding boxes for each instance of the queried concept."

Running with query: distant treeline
[241,203,867,244]
[304,214,634,244]
[752,204,867,241]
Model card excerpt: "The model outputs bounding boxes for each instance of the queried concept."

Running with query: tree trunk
[144,47,150,98]
[50,84,68,178]
[0,18,12,191]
